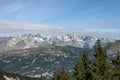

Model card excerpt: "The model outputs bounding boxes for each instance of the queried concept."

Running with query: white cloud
[0,20,119,39]
[0,20,65,30]
[81,23,120,29]
[0,20,86,37]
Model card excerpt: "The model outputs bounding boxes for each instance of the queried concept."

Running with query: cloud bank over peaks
[0,20,119,39]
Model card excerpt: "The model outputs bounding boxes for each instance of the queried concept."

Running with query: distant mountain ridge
[0,33,115,51]
[0,37,119,79]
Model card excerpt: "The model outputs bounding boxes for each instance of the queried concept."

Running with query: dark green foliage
[73,57,85,80]
[39,74,46,80]
[0,70,6,80]
[89,39,113,80]
[73,53,91,80]
[82,53,92,80]
[54,39,120,80]
[112,52,120,80]
[82,53,89,69]
[53,69,73,80]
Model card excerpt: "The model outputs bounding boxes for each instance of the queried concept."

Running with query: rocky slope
[0,69,41,80]
[0,46,94,78]
[0,33,114,51]
[106,40,120,54]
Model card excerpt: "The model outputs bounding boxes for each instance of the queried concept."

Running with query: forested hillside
[0,39,120,80]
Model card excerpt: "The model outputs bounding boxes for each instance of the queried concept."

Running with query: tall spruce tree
[82,53,91,80]
[73,57,85,80]
[82,53,90,70]
[73,53,91,80]
[112,51,120,80]
[89,39,113,80]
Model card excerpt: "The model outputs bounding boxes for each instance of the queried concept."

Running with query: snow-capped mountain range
[0,33,118,79]
[0,33,115,51]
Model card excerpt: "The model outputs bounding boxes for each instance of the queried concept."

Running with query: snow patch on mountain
[3,75,20,80]
[5,33,115,50]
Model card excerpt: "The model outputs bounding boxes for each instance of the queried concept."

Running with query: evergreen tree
[73,57,85,80]
[89,39,113,80]
[73,53,91,80]
[112,51,120,80]
[53,71,60,80]
[82,53,92,80]
[53,69,73,80]
[82,53,89,69]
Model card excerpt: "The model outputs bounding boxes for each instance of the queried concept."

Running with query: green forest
[0,39,120,80]
[53,39,120,80]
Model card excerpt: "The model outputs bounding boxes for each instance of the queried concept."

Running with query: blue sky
[0,0,120,37]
